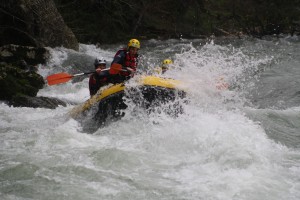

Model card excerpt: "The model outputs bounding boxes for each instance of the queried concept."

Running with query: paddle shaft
[72,72,94,77]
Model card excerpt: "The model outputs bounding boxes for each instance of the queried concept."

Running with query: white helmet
[94,57,106,67]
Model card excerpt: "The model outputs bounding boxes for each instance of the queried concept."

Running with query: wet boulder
[0,0,79,50]
[0,62,68,109]
[10,94,67,109]
[0,62,44,101]
[0,44,49,66]
[0,44,68,109]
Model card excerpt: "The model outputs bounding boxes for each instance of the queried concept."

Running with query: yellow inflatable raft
[70,75,185,131]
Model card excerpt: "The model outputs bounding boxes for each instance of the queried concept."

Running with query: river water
[1,36,300,200]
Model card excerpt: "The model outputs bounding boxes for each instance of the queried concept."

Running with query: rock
[0,44,70,109]
[0,44,48,104]
[10,94,67,109]
[0,0,79,51]
[0,63,45,101]
[0,44,49,66]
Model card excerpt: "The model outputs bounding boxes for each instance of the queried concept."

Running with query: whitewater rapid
[1,36,300,200]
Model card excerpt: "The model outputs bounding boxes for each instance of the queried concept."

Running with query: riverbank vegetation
[1,0,300,48]
[54,0,300,44]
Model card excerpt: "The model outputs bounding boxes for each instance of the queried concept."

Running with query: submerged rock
[10,95,67,109]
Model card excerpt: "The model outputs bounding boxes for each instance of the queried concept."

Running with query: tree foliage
[1,0,299,47]
[53,0,300,44]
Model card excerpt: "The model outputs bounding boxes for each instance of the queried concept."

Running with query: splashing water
[1,37,300,200]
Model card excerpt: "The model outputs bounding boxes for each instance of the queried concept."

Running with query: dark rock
[0,0,79,50]
[0,44,49,66]
[0,57,68,109]
[10,94,67,109]
[0,63,44,101]
[0,44,49,106]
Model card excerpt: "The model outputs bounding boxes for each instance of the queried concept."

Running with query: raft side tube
[69,76,186,129]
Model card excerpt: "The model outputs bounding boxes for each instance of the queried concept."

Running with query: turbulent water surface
[1,36,300,200]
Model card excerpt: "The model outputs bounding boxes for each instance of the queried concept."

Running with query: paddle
[46,71,94,86]
[109,63,122,74]
[46,67,132,86]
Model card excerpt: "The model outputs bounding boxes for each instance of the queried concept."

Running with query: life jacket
[89,70,110,96]
[124,51,138,69]
[111,49,138,76]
